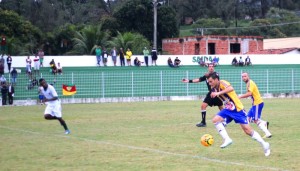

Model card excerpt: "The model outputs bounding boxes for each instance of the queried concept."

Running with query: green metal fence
[3,67,300,101]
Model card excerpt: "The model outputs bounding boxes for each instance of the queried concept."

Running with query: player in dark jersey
[182,63,223,127]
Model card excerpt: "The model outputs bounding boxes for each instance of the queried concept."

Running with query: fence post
[292,69,294,93]
[160,71,163,97]
[266,69,269,94]
[186,70,189,96]
[102,72,105,98]
[131,71,134,97]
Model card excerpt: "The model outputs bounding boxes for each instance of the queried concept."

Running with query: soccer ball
[200,134,214,147]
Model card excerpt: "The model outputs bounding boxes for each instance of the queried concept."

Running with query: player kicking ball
[39,78,70,134]
[208,72,270,156]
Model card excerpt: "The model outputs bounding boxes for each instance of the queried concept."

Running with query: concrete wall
[2,54,300,73]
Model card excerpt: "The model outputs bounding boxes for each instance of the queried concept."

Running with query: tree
[106,31,150,55]
[67,25,110,55]
[0,10,42,55]
[112,0,178,49]
[192,18,227,35]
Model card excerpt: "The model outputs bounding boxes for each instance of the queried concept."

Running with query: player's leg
[240,124,270,156]
[44,104,70,134]
[196,102,208,127]
[212,110,232,148]
[249,103,272,138]
[234,110,270,156]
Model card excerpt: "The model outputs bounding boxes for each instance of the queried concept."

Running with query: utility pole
[153,0,158,51]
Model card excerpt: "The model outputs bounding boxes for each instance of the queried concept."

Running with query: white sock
[215,122,230,140]
[251,131,266,146]
[258,120,272,136]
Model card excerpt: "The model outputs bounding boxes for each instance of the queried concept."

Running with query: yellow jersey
[214,80,244,112]
[247,80,263,105]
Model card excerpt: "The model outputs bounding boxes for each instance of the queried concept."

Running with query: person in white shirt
[33,55,40,75]
[39,78,70,134]
[57,62,63,75]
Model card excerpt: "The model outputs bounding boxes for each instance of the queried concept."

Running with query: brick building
[162,35,263,55]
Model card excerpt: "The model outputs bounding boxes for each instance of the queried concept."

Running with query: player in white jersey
[39,78,70,134]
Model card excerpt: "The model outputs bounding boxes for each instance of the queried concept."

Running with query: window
[208,43,215,54]
[230,43,241,53]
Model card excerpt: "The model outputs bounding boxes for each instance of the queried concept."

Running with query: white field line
[0,126,289,171]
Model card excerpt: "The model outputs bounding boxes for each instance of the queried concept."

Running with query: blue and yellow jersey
[213,80,244,112]
[247,80,263,105]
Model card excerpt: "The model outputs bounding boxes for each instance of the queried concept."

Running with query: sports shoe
[263,142,271,157]
[266,121,269,129]
[262,134,272,139]
[220,138,233,148]
[196,122,206,127]
[65,130,71,135]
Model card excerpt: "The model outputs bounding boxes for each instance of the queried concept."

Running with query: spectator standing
[0,55,4,71]
[151,48,158,66]
[38,49,44,67]
[111,47,117,66]
[125,48,132,66]
[1,83,8,105]
[95,45,102,67]
[49,59,57,75]
[11,68,18,85]
[6,54,12,73]
[8,83,14,105]
[102,48,108,67]
[143,47,150,67]
[174,57,181,67]
[1,35,7,55]
[26,56,32,74]
[33,55,40,76]
[0,60,4,75]
[57,62,63,75]
[119,48,125,67]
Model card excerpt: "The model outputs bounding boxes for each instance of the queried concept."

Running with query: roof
[247,48,299,54]
[264,37,300,49]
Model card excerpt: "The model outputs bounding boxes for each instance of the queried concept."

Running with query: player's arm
[43,96,58,102]
[211,85,234,98]
[239,91,252,99]
[182,78,201,83]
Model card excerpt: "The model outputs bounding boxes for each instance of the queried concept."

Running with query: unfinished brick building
[162,35,263,55]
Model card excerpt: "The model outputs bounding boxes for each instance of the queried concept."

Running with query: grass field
[1,98,300,171]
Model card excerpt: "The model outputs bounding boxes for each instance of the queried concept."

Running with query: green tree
[112,0,178,49]
[107,31,150,55]
[67,25,110,55]
[192,18,227,35]
[0,10,42,55]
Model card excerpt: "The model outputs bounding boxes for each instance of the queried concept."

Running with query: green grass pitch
[0,98,299,171]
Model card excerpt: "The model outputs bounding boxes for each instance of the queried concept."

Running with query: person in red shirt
[1,35,7,55]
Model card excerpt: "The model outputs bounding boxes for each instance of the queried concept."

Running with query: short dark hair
[208,72,220,80]
[39,78,45,83]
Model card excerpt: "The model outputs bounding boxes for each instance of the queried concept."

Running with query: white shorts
[34,62,40,70]
[44,101,62,118]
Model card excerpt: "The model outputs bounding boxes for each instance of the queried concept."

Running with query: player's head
[39,78,47,88]
[207,72,220,88]
[241,72,250,83]
[207,63,214,73]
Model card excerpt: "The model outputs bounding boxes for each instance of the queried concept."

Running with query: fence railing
[4,68,300,100]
